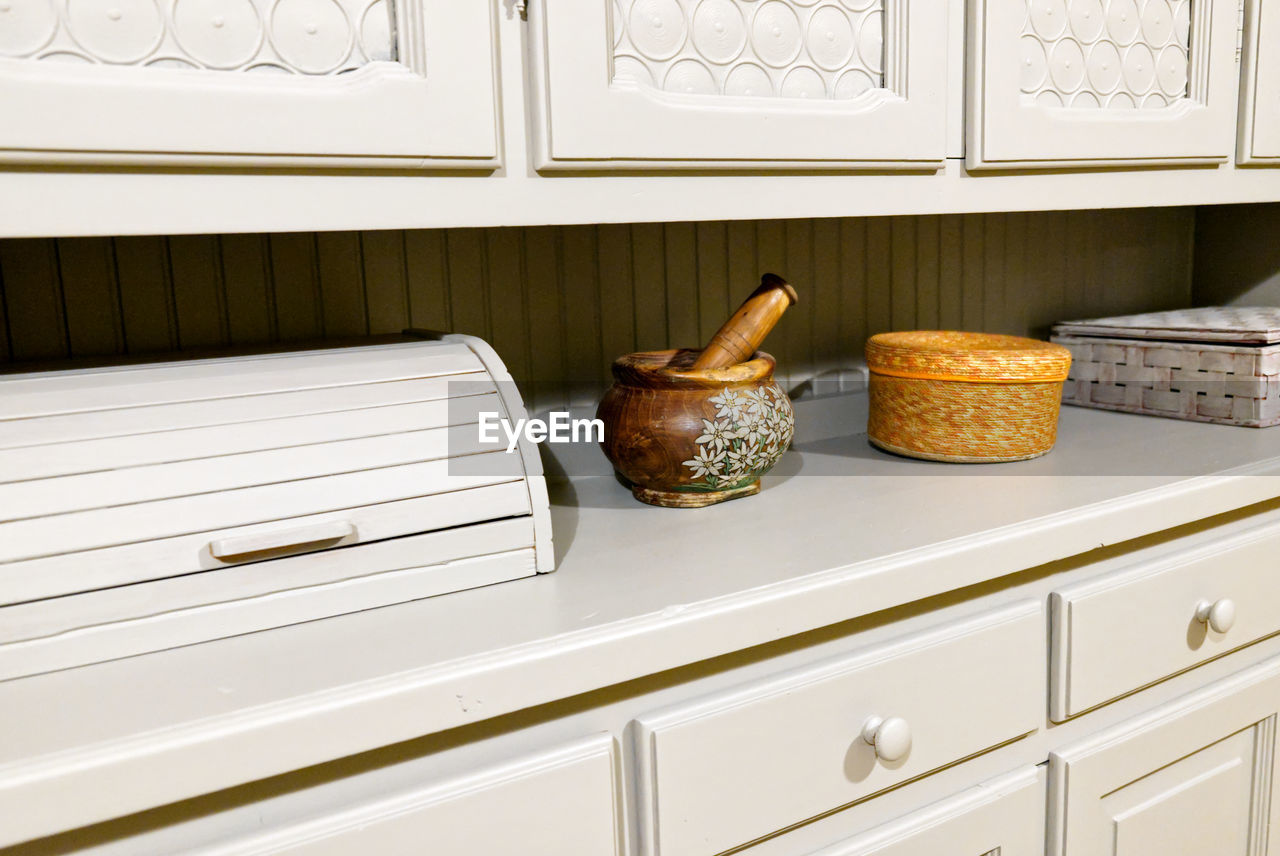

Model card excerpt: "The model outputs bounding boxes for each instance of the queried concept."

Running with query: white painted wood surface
[967,0,1239,170]
[1239,0,1280,165]
[804,766,1045,856]
[2,0,1280,234]
[1051,516,1280,720]
[0,481,532,603]
[0,377,493,453]
[528,0,948,169]
[0,548,539,683]
[15,157,1280,238]
[176,735,621,856]
[0,335,554,680]
[634,602,1042,856]
[4,395,1279,846]
[0,519,536,644]
[1049,654,1280,856]
[0,0,498,168]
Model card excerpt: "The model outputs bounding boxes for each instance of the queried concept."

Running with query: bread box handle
[209,521,357,560]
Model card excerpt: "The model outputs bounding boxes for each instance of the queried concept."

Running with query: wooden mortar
[596,349,794,507]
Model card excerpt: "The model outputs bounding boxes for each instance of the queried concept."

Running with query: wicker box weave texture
[866,331,1072,462]
[1051,308,1280,428]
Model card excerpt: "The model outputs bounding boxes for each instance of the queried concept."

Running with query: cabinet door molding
[967,0,1239,170]
[1240,0,1280,164]
[1049,656,1280,856]
[527,0,948,170]
[0,0,499,168]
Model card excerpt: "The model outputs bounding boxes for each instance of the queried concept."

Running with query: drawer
[1049,655,1280,856]
[1051,519,1280,720]
[803,766,1045,856]
[634,601,1044,856]
[196,735,624,856]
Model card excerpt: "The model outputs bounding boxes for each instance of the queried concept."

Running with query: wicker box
[1052,308,1280,428]
[866,331,1072,462]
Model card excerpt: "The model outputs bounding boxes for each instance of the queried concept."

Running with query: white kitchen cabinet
[634,602,1042,856]
[526,0,949,170]
[1049,656,1280,856]
[0,0,498,167]
[804,767,1046,856]
[199,735,625,856]
[1051,516,1280,721]
[1240,0,1280,164]
[967,0,1239,170]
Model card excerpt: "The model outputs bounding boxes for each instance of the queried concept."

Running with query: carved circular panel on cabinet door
[0,0,393,75]
[610,0,886,102]
[1019,0,1190,112]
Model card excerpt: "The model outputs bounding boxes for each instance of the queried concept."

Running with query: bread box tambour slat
[0,333,552,681]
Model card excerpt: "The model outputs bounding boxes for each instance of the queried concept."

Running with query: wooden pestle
[691,273,799,370]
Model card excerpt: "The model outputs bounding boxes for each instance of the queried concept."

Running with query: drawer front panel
[201,735,623,856]
[805,766,1045,856]
[635,602,1044,856]
[1051,519,1280,719]
[1049,655,1280,856]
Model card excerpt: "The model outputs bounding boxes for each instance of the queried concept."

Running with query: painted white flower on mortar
[742,387,771,418]
[695,418,738,452]
[683,385,794,491]
[682,446,726,480]
[709,389,745,422]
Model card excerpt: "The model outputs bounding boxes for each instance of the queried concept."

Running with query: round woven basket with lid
[865,331,1073,463]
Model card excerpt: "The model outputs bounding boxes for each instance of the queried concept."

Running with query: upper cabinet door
[1240,0,1280,164]
[527,0,948,170]
[0,0,498,168]
[967,0,1239,170]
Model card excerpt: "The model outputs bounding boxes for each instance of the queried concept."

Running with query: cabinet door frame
[967,0,1239,170]
[0,0,499,168]
[1239,0,1280,164]
[1048,657,1280,856]
[526,0,949,171]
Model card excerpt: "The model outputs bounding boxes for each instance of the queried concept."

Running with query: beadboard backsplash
[0,209,1193,412]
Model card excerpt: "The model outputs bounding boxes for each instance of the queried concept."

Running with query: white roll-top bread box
[0,333,553,681]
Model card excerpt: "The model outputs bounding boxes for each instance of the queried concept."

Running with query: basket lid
[1053,306,1280,344]
[866,331,1072,383]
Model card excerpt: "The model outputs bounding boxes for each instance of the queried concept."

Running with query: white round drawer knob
[861,715,912,762]
[1195,598,1237,634]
